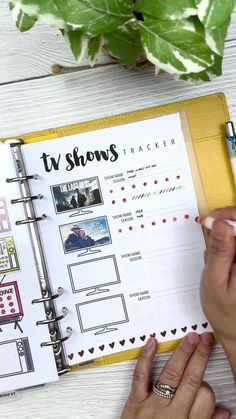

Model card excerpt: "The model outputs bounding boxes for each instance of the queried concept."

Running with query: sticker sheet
[0,143,58,393]
[23,112,210,365]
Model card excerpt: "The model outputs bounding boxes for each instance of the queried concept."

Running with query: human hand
[200,207,236,345]
[121,333,230,419]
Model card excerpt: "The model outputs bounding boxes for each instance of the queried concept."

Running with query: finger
[189,382,215,419]
[204,249,208,264]
[212,407,231,419]
[204,220,235,287]
[212,207,236,221]
[129,337,157,403]
[173,333,214,414]
[149,333,199,407]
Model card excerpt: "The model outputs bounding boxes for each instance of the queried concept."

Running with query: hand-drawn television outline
[0,197,11,233]
[0,281,24,333]
[76,294,129,335]
[0,236,20,274]
[50,176,104,217]
[68,255,121,296]
[59,215,112,257]
[0,337,34,379]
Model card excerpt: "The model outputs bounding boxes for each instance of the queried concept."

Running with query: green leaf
[195,0,236,29]
[66,29,88,62]
[10,0,65,28]
[10,3,37,31]
[139,18,214,75]
[105,26,143,66]
[87,36,104,65]
[136,0,197,19]
[205,18,230,56]
[54,0,134,35]
[179,53,222,81]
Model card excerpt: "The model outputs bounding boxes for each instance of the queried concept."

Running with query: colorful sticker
[0,236,19,273]
[0,198,11,233]
[0,281,24,333]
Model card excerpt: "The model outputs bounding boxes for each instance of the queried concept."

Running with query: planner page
[0,143,58,392]
[23,112,210,365]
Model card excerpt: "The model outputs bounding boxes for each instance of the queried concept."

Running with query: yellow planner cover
[2,92,235,369]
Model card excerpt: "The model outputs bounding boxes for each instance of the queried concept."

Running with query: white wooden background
[0,1,236,418]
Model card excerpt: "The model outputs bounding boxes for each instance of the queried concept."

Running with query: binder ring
[41,327,72,347]
[32,287,64,304]
[16,214,47,225]
[6,174,39,183]
[11,194,43,204]
[36,307,68,326]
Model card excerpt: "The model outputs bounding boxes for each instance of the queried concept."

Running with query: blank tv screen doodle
[51,176,103,216]
[76,294,129,335]
[0,337,34,378]
[68,255,121,296]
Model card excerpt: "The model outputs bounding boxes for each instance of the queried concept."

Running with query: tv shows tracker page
[23,112,209,365]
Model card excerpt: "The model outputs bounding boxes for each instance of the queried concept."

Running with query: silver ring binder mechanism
[6,139,71,376]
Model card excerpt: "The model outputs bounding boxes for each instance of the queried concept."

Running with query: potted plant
[9,0,236,81]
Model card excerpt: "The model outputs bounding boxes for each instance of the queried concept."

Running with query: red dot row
[118,215,190,232]
[1,308,15,314]
[0,302,14,308]
[0,296,12,302]
[109,176,181,193]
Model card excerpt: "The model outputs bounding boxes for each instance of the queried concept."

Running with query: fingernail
[201,333,213,345]
[186,332,199,345]
[145,337,157,355]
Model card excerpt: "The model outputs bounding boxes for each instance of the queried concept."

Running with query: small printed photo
[51,177,103,214]
[60,216,112,253]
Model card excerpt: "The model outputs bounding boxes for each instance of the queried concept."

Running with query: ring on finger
[152,381,177,399]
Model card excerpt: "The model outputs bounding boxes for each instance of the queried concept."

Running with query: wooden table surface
[0,1,236,418]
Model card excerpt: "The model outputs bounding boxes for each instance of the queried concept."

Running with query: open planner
[0,93,235,393]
